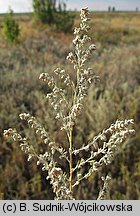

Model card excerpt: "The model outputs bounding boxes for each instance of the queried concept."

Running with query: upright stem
[76,45,81,84]
[68,44,81,193]
[69,128,73,192]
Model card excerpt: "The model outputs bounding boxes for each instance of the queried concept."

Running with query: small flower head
[3,128,13,137]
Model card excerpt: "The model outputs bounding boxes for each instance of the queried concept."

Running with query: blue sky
[0,0,139,13]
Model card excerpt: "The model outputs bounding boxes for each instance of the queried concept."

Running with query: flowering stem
[76,48,81,83]
[68,128,73,193]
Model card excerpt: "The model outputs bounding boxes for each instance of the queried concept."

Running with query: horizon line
[0,9,139,14]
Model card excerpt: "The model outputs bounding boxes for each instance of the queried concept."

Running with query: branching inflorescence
[4,8,135,200]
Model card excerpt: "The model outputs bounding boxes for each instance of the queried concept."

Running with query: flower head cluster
[97,175,111,200]
[4,127,72,200]
[54,68,74,87]
[36,153,73,200]
[38,8,98,133]
[70,7,96,69]
[19,113,68,160]
[3,128,37,162]
[72,119,135,187]
[61,8,98,131]
[39,73,55,87]
[39,69,71,123]
[19,113,51,144]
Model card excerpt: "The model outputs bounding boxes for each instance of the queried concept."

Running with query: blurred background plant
[0,2,140,199]
[33,0,75,33]
[2,8,20,44]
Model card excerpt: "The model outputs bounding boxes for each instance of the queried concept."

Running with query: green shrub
[55,2,75,33]
[33,0,56,24]
[3,9,20,44]
[33,0,74,33]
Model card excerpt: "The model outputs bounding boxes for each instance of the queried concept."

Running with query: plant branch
[68,128,73,193]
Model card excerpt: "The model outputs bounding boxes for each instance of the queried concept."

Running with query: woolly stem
[68,128,73,193]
